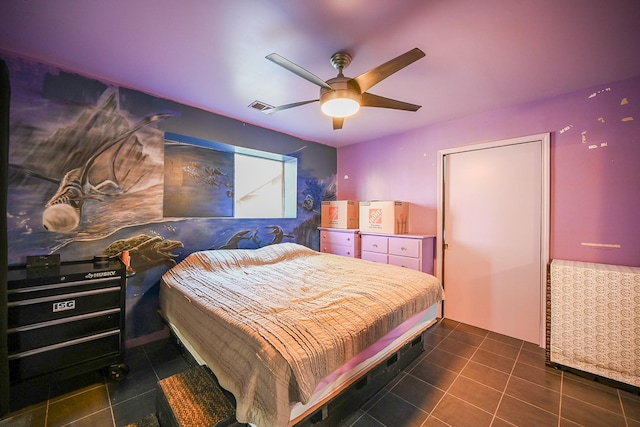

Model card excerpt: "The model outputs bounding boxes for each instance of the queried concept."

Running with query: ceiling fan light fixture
[320,88,361,118]
[321,97,360,118]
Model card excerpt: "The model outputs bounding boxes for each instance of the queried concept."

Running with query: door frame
[436,133,550,345]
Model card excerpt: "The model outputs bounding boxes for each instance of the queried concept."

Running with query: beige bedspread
[160,243,443,427]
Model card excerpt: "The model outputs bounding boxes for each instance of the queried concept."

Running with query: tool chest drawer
[8,309,121,354]
[6,258,127,384]
[8,285,121,327]
[9,330,121,382]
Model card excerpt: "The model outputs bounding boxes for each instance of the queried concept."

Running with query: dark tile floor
[346,319,640,427]
[0,337,193,427]
[2,319,639,427]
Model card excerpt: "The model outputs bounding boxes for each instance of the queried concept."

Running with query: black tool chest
[7,258,128,384]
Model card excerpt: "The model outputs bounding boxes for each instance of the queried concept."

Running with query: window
[163,132,297,218]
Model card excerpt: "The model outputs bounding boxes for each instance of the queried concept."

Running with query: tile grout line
[142,342,162,382]
[58,381,115,427]
[489,339,523,427]
[416,323,460,427]
[44,398,50,427]
[374,321,459,427]
[558,372,563,427]
[426,322,494,426]
[104,375,117,427]
[58,406,112,427]
[561,373,632,422]
[616,389,629,427]
[361,362,430,426]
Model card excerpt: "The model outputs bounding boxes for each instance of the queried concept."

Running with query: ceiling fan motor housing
[320,76,362,110]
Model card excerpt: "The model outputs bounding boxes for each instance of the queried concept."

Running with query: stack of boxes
[321,200,409,234]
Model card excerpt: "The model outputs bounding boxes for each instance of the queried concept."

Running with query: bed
[159,242,444,427]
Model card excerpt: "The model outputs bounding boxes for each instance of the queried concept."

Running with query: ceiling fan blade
[333,117,344,130]
[361,92,421,111]
[262,99,319,114]
[353,48,425,93]
[266,53,333,90]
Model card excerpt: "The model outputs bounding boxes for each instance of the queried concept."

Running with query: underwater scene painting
[4,52,337,341]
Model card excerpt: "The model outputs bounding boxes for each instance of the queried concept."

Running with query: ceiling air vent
[249,100,273,112]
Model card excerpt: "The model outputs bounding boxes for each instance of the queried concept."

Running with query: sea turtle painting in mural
[103,234,183,271]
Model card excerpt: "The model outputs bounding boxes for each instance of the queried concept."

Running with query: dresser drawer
[360,233,435,274]
[361,235,388,254]
[320,230,358,247]
[388,237,421,258]
[321,243,358,258]
[361,251,388,264]
[388,254,421,270]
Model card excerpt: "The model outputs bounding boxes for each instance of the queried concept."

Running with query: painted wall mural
[3,52,337,343]
[163,141,234,218]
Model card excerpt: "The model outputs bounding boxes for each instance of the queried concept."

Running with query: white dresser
[360,233,435,274]
[318,228,361,258]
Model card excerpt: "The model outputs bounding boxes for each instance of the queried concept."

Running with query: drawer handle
[372,244,378,248]
[347,237,351,241]
[401,247,407,251]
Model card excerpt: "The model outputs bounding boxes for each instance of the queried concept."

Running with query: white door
[437,135,549,345]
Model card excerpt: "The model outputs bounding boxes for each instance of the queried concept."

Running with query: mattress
[160,243,443,427]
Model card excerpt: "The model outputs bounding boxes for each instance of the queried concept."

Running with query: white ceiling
[1,0,640,147]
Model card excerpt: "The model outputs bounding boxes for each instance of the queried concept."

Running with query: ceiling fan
[253,48,426,130]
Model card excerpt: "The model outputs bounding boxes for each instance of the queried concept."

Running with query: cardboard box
[359,201,409,234]
[321,200,360,229]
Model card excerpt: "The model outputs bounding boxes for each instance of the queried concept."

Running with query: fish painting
[216,225,294,249]
[9,91,172,233]
[182,162,232,193]
[41,112,172,232]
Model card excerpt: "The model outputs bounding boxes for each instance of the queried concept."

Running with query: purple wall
[338,75,640,267]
